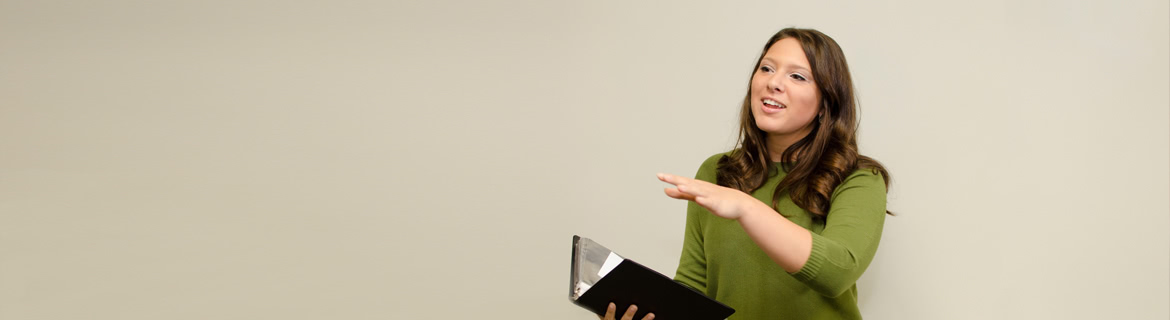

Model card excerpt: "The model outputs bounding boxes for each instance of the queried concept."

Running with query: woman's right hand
[599,302,654,320]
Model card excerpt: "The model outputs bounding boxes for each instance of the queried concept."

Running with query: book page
[598,251,624,278]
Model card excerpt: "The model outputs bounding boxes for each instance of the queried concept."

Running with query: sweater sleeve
[789,168,888,297]
[673,153,723,293]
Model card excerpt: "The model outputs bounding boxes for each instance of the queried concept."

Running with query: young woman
[602,27,892,320]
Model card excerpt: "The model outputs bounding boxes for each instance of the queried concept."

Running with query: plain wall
[2,0,1167,319]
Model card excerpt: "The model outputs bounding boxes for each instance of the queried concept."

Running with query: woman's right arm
[673,200,709,292]
[672,154,721,292]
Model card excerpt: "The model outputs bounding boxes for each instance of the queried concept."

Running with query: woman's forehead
[761,38,811,70]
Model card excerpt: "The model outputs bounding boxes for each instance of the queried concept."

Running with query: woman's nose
[767,74,785,92]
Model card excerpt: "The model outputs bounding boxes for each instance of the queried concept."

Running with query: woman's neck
[766,129,813,162]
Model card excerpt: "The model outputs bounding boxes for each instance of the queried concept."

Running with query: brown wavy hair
[716,27,892,219]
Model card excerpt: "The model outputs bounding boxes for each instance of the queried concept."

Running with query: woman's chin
[754,119,788,133]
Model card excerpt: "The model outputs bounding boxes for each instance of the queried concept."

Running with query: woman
[603,27,892,320]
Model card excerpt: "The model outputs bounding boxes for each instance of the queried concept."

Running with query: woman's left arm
[659,170,887,297]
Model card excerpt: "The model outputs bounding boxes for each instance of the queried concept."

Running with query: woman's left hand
[657,173,762,220]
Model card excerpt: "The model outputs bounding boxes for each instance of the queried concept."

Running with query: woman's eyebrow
[761,57,810,72]
[784,63,811,73]
[761,57,811,74]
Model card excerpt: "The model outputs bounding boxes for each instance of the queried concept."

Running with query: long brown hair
[716,27,892,219]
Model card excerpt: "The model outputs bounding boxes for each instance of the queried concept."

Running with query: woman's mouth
[762,98,786,113]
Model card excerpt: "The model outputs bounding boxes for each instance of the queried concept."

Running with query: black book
[568,235,735,320]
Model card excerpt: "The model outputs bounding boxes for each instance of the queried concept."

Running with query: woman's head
[743,28,858,161]
[719,27,890,218]
[749,37,822,150]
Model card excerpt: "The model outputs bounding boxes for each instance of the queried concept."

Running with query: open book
[568,235,735,320]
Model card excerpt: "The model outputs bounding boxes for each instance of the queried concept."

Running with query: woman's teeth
[763,99,785,108]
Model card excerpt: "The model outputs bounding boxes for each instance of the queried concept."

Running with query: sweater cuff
[790,231,828,282]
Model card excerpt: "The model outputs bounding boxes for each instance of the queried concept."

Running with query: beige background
[2,0,1167,319]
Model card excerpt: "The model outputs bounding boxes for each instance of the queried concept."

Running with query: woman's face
[750,37,821,145]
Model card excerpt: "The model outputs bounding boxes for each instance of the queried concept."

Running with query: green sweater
[674,153,887,319]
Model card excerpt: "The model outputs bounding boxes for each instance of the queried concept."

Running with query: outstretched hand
[657,173,762,220]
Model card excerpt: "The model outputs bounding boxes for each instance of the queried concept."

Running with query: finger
[676,183,704,196]
[656,173,691,185]
[603,302,616,320]
[643,313,656,320]
[664,188,696,201]
[621,304,638,320]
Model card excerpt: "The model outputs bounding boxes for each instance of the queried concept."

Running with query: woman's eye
[759,66,774,73]
[790,73,807,81]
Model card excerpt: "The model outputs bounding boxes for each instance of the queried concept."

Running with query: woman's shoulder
[699,151,731,169]
[694,151,733,182]
[832,165,888,198]
[846,166,884,180]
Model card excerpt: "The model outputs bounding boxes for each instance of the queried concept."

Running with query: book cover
[569,235,735,320]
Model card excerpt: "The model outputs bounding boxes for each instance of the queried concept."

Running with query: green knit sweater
[673,153,888,319]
